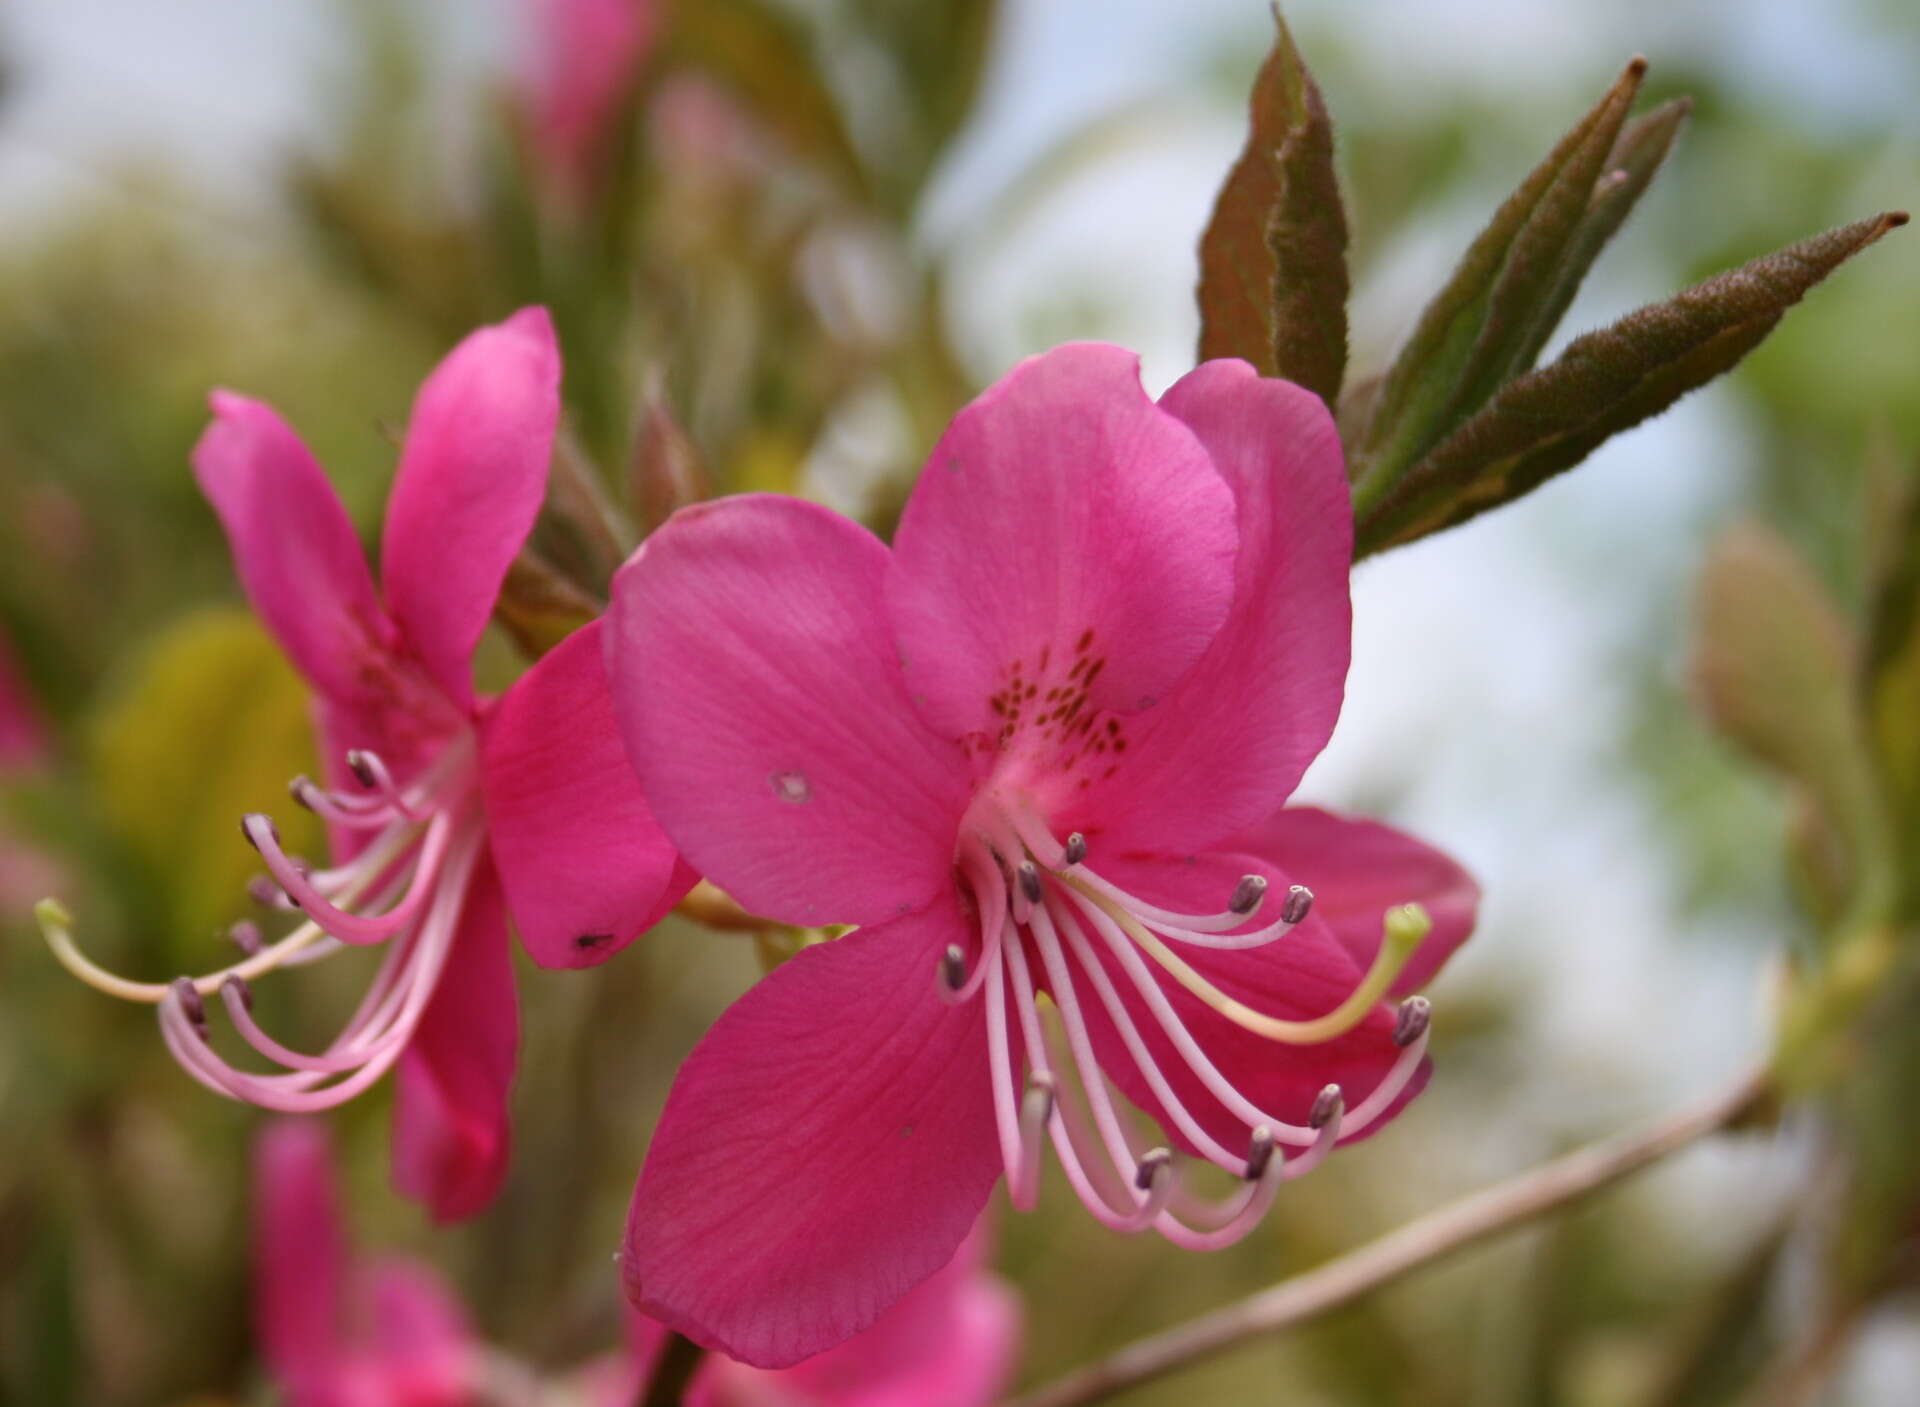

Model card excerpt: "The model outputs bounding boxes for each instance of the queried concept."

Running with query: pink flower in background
[0,633,48,770]
[48,308,692,1222]
[607,343,1479,1365]
[595,1222,1019,1407]
[522,0,661,206]
[254,1120,476,1407]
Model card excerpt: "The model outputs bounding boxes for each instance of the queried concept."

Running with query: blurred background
[0,0,1916,1402]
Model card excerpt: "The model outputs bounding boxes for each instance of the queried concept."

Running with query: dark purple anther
[1281,884,1313,925]
[1228,875,1267,916]
[1392,996,1431,1048]
[1309,1084,1343,1130]
[171,977,208,1036]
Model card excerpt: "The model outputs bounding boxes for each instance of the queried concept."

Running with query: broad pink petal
[606,495,971,928]
[1068,850,1422,1160]
[483,621,695,968]
[380,308,561,712]
[193,392,397,708]
[253,1119,350,1392]
[756,1218,1021,1407]
[622,905,1003,1369]
[1228,806,1479,994]
[886,344,1239,756]
[1072,361,1351,853]
[392,859,519,1222]
[359,1260,477,1404]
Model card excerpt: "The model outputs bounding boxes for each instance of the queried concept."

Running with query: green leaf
[1350,57,1648,498]
[1692,524,1893,933]
[1507,97,1692,375]
[87,607,320,942]
[1356,212,1909,556]
[1196,6,1348,405]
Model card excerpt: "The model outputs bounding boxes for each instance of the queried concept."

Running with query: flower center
[940,789,1432,1248]
[39,733,487,1113]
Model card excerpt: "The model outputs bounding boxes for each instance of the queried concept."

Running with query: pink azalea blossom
[521,0,660,207]
[48,308,692,1221]
[605,343,1480,1365]
[254,1119,477,1407]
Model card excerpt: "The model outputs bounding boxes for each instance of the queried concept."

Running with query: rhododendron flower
[255,1119,476,1407]
[607,343,1479,1364]
[45,308,691,1220]
[521,0,660,207]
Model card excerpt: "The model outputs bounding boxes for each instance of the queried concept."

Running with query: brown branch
[1007,1064,1771,1407]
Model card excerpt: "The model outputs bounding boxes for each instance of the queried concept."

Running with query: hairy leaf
[1351,57,1647,495]
[1196,7,1348,404]
[1357,213,1908,555]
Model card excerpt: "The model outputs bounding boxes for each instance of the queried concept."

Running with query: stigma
[38,734,485,1113]
[942,790,1433,1249]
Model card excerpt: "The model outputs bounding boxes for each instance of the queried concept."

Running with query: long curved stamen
[153,830,481,1112]
[243,811,450,944]
[36,805,432,1002]
[950,796,1443,1247]
[1075,878,1432,1045]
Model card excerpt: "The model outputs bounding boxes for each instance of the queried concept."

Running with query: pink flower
[0,633,47,771]
[521,0,660,207]
[595,1222,1019,1407]
[254,1119,477,1407]
[48,308,691,1221]
[605,343,1479,1365]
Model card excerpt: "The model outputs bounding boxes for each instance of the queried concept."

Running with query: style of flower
[42,308,692,1221]
[521,0,660,208]
[605,343,1480,1365]
[254,1117,1020,1407]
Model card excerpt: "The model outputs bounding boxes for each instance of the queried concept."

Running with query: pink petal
[523,0,660,203]
[253,1119,351,1392]
[1074,361,1351,853]
[622,905,1003,1369]
[380,308,561,712]
[193,392,397,708]
[359,1260,477,1403]
[886,344,1239,756]
[1228,806,1479,995]
[392,859,520,1222]
[756,1218,1021,1407]
[1070,850,1422,1159]
[606,495,972,928]
[482,620,696,968]
[0,633,48,770]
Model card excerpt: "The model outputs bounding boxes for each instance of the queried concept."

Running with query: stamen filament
[1076,879,1431,1045]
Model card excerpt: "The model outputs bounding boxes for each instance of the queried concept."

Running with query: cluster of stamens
[37,738,485,1112]
[941,794,1432,1248]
